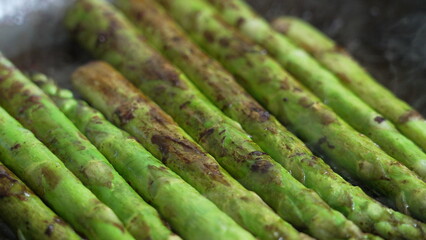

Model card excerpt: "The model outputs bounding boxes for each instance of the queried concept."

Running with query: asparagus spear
[33,74,256,240]
[0,161,81,240]
[156,0,426,221]
[72,61,311,240]
[66,1,377,239]
[113,0,426,239]
[0,106,133,240]
[0,55,174,240]
[201,0,426,180]
[272,16,426,152]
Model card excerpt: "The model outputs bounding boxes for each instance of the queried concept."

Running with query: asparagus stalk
[0,106,133,240]
[272,16,426,152]
[201,0,426,180]
[0,55,174,240]
[156,0,426,221]
[113,0,426,239]
[0,161,80,240]
[66,1,376,239]
[71,61,309,240]
[33,74,256,240]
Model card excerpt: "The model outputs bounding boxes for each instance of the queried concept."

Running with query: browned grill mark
[337,73,352,84]
[77,132,88,141]
[90,115,104,124]
[17,94,44,116]
[114,103,136,125]
[142,57,186,89]
[0,168,18,185]
[203,30,215,43]
[151,134,206,157]
[236,17,245,28]
[272,20,291,34]
[247,104,270,122]
[333,45,347,54]
[399,110,423,124]
[293,87,303,92]
[149,107,172,126]
[199,128,215,140]
[280,78,290,90]
[320,111,336,126]
[151,134,230,185]
[7,81,25,98]
[0,68,12,83]
[53,217,66,225]
[374,116,385,124]
[112,222,126,233]
[298,97,314,108]
[10,144,21,150]
[251,159,274,173]
[288,152,306,158]
[249,151,266,156]
[44,224,54,236]
[41,167,61,189]
[73,140,87,151]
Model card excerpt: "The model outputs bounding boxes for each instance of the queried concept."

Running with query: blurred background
[0,0,425,238]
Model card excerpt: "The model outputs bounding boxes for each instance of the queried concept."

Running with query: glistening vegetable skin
[0,105,132,240]
[157,0,426,221]
[66,1,375,239]
[0,53,173,240]
[272,16,426,153]
[201,0,426,181]
[113,0,426,239]
[0,161,81,240]
[66,1,312,239]
[33,73,255,240]
[71,61,307,240]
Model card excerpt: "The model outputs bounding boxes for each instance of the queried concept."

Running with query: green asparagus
[71,61,308,240]
[157,0,426,221]
[0,106,133,240]
[201,0,426,180]
[33,73,256,240]
[0,161,80,240]
[66,1,379,239]
[272,16,426,152]
[0,54,174,240]
[113,0,426,238]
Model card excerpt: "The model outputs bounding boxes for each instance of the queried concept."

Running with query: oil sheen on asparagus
[201,0,426,180]
[65,0,378,239]
[156,0,426,221]
[33,73,256,240]
[272,16,426,153]
[0,161,80,240]
[71,61,305,240]
[113,0,426,239]
[0,105,132,240]
[0,54,174,240]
